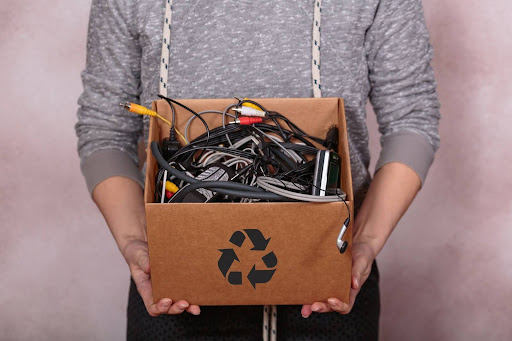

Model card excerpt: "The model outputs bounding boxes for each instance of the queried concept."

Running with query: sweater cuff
[374,131,435,184]
[80,149,144,194]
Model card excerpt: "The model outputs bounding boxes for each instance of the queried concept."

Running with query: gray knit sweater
[76,0,440,209]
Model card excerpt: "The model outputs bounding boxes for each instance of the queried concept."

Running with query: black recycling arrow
[229,231,245,247]
[262,251,278,268]
[228,271,242,285]
[218,249,239,277]
[244,229,270,250]
[247,265,276,289]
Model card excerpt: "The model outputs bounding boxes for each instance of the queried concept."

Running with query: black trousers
[127,261,380,340]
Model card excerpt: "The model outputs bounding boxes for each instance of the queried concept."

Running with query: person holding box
[76,0,440,339]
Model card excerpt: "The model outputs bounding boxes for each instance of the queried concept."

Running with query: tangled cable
[151,98,347,205]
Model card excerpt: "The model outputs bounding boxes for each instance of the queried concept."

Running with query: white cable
[197,150,215,165]
[160,170,168,203]
[200,152,226,167]
[261,177,307,191]
[223,158,249,168]
[202,152,252,168]
[256,177,346,202]
[199,136,258,166]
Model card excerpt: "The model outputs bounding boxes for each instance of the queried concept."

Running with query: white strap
[270,304,277,341]
[159,0,174,96]
[263,304,278,341]
[312,0,322,98]
[263,305,270,341]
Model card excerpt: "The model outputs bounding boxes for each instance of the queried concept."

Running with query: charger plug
[162,127,180,160]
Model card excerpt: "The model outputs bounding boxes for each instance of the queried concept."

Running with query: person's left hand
[301,238,377,317]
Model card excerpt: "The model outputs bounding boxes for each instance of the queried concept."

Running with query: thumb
[138,251,150,274]
[351,253,371,291]
[142,260,150,275]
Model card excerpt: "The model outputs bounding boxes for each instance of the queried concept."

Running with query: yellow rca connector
[120,102,188,145]
[165,181,179,193]
[121,102,158,118]
[242,98,263,111]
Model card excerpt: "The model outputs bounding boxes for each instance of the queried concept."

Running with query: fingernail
[302,314,309,319]
[312,306,320,312]
[327,298,336,306]
[178,303,189,310]
[162,299,172,307]
[354,278,360,289]
[192,310,200,316]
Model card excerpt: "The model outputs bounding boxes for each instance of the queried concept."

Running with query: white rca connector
[232,106,266,117]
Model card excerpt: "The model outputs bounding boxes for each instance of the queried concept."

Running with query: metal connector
[120,102,131,110]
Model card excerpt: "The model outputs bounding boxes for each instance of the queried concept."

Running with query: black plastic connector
[323,125,339,152]
[162,127,180,160]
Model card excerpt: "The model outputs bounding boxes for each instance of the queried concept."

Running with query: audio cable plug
[120,102,156,117]
[232,106,266,117]
[165,181,179,193]
[323,125,339,152]
[336,217,349,254]
[229,117,263,125]
[120,102,188,146]
[234,97,264,111]
[165,181,179,199]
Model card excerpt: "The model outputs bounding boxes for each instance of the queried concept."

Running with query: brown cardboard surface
[145,98,353,305]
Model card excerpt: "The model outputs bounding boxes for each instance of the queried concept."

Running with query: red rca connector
[229,117,263,125]
[232,106,266,117]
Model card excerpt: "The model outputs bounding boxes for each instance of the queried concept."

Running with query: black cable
[170,100,176,128]
[342,196,351,223]
[267,112,325,145]
[254,123,321,147]
[269,116,288,140]
[171,181,287,202]
[158,95,210,144]
[280,143,319,155]
[151,141,285,200]
[170,124,267,165]
[170,145,256,163]
[151,99,345,204]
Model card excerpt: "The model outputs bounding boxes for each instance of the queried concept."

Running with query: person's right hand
[122,239,201,316]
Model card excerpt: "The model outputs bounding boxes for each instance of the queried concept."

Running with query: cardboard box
[145,98,353,305]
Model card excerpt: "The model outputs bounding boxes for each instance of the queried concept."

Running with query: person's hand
[301,238,377,317]
[122,239,201,316]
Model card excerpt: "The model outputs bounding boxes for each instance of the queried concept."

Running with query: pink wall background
[1,0,510,339]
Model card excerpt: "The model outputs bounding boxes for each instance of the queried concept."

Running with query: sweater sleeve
[75,0,144,194]
[365,0,441,184]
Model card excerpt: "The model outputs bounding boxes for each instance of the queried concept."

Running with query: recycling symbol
[218,229,277,289]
